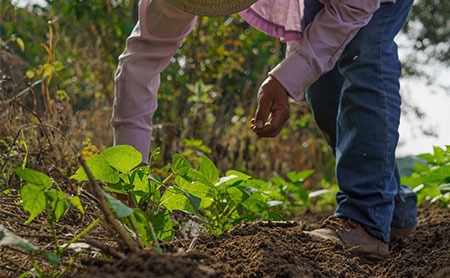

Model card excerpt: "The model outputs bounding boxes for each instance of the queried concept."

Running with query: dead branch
[83,238,126,260]
[0,80,42,105]
[79,156,140,253]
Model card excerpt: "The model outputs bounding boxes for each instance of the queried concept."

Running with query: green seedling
[11,168,99,277]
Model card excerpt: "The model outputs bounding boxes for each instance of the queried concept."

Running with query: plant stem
[60,216,103,254]
[224,206,237,219]
[56,251,80,277]
[30,252,44,277]
[50,263,56,278]
[47,205,60,254]
[128,215,143,248]
[147,220,161,252]
[162,172,174,184]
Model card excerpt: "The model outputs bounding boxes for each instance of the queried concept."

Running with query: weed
[2,168,98,277]
[401,145,450,207]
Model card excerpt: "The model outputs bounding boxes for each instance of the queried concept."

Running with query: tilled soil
[82,205,450,278]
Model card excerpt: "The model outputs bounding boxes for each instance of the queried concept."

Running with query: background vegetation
[1,0,448,202]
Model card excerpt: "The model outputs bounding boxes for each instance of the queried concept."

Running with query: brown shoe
[304,216,389,260]
[390,225,416,244]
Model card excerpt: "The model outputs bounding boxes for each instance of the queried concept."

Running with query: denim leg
[305,67,344,156]
[304,0,417,241]
[392,164,418,228]
[306,70,418,235]
[332,0,415,243]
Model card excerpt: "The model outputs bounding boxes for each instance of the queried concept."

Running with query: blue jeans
[304,0,417,243]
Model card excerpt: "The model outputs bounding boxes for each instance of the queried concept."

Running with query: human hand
[251,76,290,137]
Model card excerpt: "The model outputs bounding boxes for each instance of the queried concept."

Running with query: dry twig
[79,156,140,253]
[83,238,126,260]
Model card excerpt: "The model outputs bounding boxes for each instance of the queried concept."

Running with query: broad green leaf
[400,174,423,187]
[121,172,148,192]
[44,251,60,264]
[70,155,119,183]
[199,145,212,154]
[42,63,53,77]
[102,191,134,218]
[161,188,194,212]
[270,176,288,187]
[200,156,219,184]
[172,155,191,176]
[101,145,142,173]
[424,165,450,184]
[296,170,315,181]
[225,170,251,181]
[26,70,34,79]
[237,186,257,197]
[175,175,191,188]
[149,210,174,241]
[21,184,46,224]
[242,195,267,213]
[266,211,284,221]
[297,190,309,202]
[215,174,238,187]
[70,196,84,214]
[187,168,214,188]
[416,153,435,164]
[13,168,52,189]
[433,146,446,164]
[16,37,25,51]
[120,172,149,204]
[103,182,127,194]
[184,181,213,209]
[410,161,430,173]
[227,187,244,201]
[46,190,70,222]
[54,61,64,71]
[130,209,151,247]
[0,225,39,251]
[241,180,265,190]
[287,171,298,183]
[184,191,201,211]
[133,191,148,200]
[419,184,441,203]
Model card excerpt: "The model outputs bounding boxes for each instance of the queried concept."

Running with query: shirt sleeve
[269,0,381,101]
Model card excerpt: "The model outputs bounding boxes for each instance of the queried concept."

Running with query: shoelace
[320,216,343,229]
[320,216,357,232]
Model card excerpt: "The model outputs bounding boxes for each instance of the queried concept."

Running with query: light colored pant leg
[111,0,196,162]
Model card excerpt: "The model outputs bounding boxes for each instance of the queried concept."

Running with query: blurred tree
[404,0,449,66]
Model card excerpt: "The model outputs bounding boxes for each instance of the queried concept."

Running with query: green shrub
[401,146,450,207]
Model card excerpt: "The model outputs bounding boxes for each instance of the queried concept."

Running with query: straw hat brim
[166,0,258,16]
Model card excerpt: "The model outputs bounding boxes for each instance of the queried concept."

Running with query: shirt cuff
[269,51,320,101]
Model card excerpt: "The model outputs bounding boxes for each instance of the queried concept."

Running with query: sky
[396,34,450,157]
[13,0,450,157]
